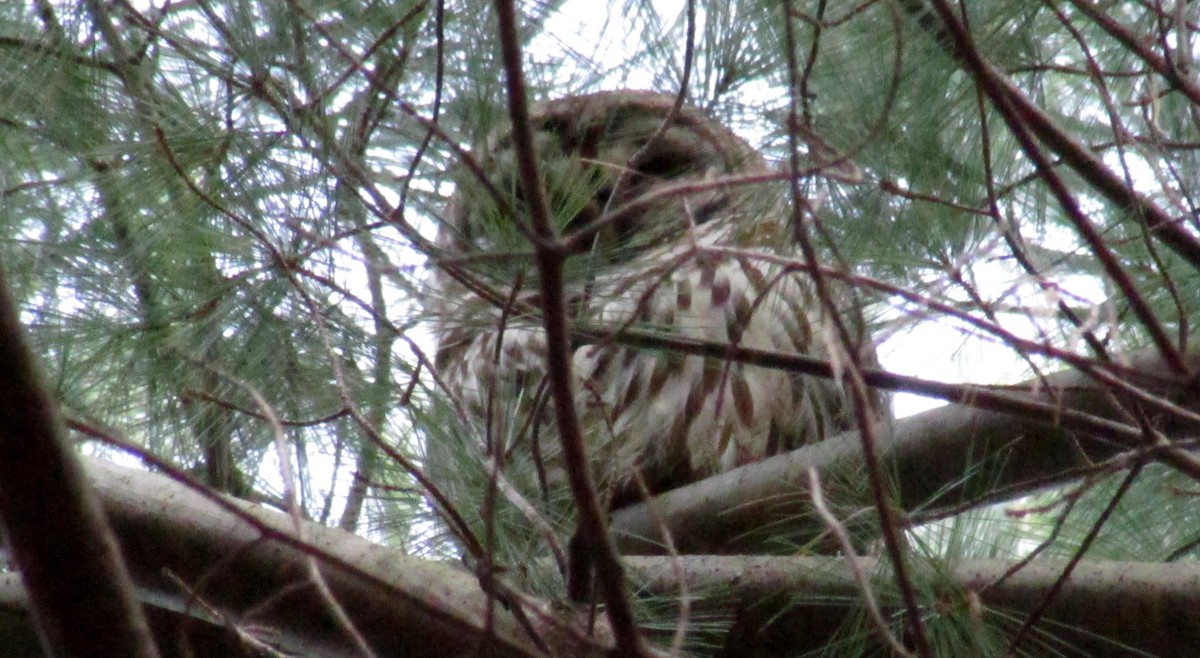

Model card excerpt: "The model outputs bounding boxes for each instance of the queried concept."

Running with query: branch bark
[0,262,160,658]
[0,452,1192,656]
[0,572,263,658]
[611,348,1200,554]
[626,555,1200,658]
[81,459,616,658]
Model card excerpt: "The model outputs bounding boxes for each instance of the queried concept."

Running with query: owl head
[438,91,786,286]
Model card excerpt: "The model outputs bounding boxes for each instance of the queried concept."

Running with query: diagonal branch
[490,1,644,654]
[914,0,1200,274]
[612,347,1200,555]
[0,262,160,658]
[925,0,1192,375]
[6,455,1196,657]
[80,457,617,658]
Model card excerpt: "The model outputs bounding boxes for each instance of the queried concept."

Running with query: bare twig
[781,2,930,653]
[491,1,645,655]
[925,0,1198,373]
[1002,458,1147,657]
[808,468,913,657]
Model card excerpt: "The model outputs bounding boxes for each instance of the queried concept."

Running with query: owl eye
[562,143,729,259]
[634,150,692,180]
[562,187,640,260]
[467,105,734,259]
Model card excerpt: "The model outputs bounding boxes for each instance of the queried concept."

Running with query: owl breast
[574,248,834,501]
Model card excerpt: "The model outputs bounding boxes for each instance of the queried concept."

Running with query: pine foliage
[0,1,1198,656]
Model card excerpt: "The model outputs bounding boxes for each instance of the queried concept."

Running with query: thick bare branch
[78,459,617,658]
[5,456,1197,657]
[0,261,160,657]
[612,348,1200,554]
[626,555,1200,658]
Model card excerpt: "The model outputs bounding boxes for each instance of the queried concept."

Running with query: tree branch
[915,0,1200,274]
[491,2,643,652]
[80,458,619,658]
[626,555,1200,658]
[612,347,1200,554]
[3,455,1197,657]
[0,262,160,658]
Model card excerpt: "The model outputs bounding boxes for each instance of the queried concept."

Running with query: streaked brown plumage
[429,91,883,508]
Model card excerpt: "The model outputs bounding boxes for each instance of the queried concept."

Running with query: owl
[427,91,883,513]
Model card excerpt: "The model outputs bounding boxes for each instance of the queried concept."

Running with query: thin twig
[1002,458,1147,657]
[781,2,931,654]
[926,0,1197,374]
[491,1,644,655]
[809,468,914,657]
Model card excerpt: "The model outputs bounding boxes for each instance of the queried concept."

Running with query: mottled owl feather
[430,91,883,507]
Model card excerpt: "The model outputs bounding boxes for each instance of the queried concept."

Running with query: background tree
[0,0,1198,656]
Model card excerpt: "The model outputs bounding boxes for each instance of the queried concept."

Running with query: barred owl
[429,91,883,510]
